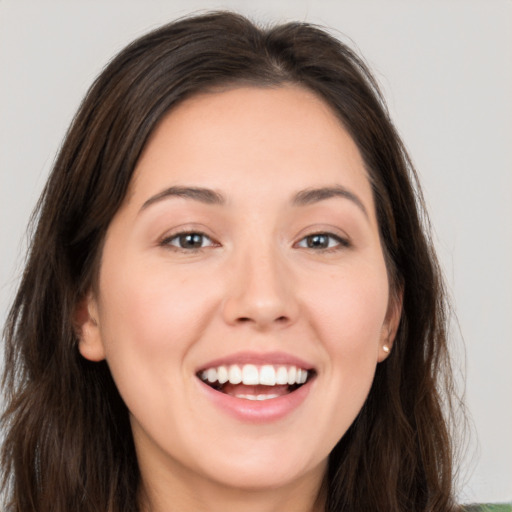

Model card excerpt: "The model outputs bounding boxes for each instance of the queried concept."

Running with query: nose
[222,245,299,330]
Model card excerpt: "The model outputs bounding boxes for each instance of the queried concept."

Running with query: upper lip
[196,351,315,373]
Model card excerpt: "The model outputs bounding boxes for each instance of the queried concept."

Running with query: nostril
[236,315,289,324]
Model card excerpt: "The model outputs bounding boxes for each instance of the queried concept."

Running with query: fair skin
[78,85,400,512]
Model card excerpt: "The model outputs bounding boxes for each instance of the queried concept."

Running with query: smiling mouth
[197,364,314,401]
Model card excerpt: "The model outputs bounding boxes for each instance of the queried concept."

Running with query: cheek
[289,261,390,453]
[98,256,213,348]
[303,260,389,370]
[93,259,223,436]
[94,254,219,399]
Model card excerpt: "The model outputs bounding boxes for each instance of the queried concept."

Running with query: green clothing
[462,505,512,512]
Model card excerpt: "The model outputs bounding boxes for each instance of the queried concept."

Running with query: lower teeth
[234,393,280,401]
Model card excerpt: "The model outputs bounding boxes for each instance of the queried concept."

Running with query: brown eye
[164,232,215,250]
[306,234,330,249]
[296,233,349,250]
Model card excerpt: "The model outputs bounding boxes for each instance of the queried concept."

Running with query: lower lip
[197,378,314,423]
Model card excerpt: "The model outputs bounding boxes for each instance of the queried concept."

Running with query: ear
[378,287,403,362]
[74,291,106,362]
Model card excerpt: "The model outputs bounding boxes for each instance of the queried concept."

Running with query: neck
[138,460,327,512]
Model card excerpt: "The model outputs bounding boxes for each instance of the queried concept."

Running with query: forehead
[129,85,374,212]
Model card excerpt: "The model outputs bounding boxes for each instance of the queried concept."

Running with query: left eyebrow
[140,186,225,211]
[292,186,369,218]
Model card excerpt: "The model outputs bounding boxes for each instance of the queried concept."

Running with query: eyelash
[295,233,350,251]
[160,231,350,253]
[160,231,217,252]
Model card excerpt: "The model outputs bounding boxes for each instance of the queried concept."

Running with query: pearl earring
[382,345,390,353]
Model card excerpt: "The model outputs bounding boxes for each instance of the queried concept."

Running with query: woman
[1,11,464,512]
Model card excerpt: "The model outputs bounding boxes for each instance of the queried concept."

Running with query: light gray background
[1,0,511,504]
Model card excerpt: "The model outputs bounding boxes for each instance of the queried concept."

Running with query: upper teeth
[199,364,309,386]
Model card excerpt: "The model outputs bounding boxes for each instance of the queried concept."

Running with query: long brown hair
[2,11,461,511]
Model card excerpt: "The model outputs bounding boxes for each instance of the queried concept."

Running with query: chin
[185,434,329,493]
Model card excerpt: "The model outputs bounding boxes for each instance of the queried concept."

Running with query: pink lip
[195,351,316,423]
[196,351,315,372]
[196,376,314,423]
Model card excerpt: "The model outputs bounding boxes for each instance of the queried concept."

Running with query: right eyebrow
[140,186,225,212]
[292,185,369,219]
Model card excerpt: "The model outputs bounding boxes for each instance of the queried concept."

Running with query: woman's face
[79,85,399,500]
